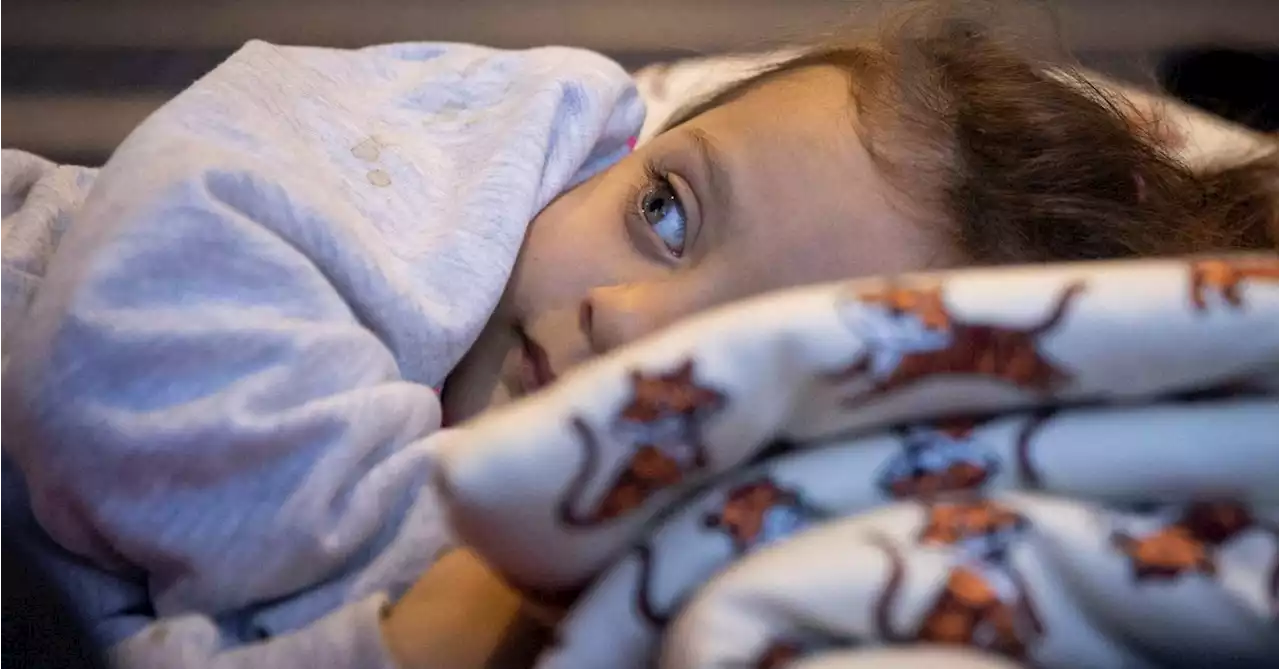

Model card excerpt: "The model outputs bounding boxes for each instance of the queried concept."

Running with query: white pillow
[633,53,1273,168]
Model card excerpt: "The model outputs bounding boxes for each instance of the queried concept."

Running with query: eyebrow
[684,127,733,216]
[657,71,774,135]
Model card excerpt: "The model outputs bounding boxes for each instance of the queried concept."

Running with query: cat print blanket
[433,254,1278,669]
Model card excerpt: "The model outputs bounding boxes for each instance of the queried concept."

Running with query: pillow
[632,53,1273,168]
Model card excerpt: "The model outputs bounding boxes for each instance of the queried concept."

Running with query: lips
[515,326,556,394]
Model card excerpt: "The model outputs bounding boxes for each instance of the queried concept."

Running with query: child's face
[443,65,949,421]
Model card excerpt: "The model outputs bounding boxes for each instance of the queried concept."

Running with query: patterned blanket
[434,255,1278,668]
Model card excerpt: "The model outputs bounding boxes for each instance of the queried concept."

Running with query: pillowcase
[632,52,1272,169]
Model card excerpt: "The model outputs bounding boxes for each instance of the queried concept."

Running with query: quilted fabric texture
[435,255,1278,668]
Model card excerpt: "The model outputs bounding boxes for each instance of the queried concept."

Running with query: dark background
[0,2,1275,666]
[2,0,1276,166]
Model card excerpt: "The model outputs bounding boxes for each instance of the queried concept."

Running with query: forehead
[674,66,946,298]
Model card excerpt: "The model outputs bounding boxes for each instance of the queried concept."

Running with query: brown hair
[663,2,1277,264]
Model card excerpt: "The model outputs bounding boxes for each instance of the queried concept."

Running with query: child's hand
[380,548,548,669]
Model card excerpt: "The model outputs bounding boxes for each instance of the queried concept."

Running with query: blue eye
[639,181,687,257]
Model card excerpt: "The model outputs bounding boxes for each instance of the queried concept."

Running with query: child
[2,7,1274,669]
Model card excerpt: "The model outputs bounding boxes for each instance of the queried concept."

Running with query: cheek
[513,238,599,310]
[590,273,720,339]
[511,182,613,312]
[510,170,652,316]
[711,215,936,303]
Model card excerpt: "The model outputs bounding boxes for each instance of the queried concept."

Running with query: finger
[380,548,532,669]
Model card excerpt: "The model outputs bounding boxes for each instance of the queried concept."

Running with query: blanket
[435,254,1278,668]
[2,40,641,667]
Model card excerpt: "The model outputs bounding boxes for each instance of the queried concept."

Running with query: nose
[580,283,668,355]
